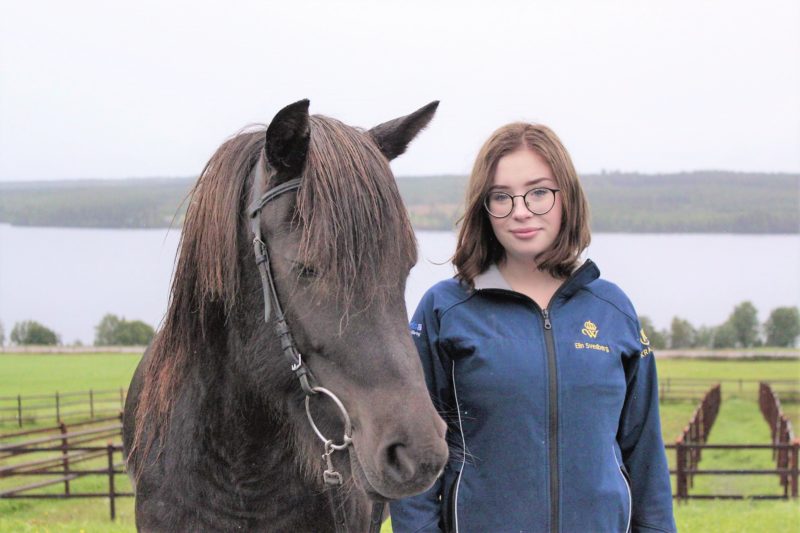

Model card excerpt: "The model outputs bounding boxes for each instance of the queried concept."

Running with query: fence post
[90,389,95,419]
[17,394,22,428]
[676,438,687,500]
[55,391,61,423]
[119,388,124,410]
[779,417,789,488]
[60,422,70,495]
[791,439,799,498]
[107,443,116,520]
[689,422,698,488]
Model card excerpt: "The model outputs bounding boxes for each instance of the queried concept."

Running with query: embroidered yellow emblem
[640,328,650,346]
[581,320,598,339]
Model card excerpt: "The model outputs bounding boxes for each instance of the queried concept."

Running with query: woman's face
[487,148,563,265]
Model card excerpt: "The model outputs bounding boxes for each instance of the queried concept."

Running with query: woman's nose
[511,196,533,219]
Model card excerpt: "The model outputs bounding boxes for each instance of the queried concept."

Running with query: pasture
[0,353,797,532]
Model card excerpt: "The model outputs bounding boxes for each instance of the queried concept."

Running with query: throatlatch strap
[369,502,385,533]
[327,487,349,533]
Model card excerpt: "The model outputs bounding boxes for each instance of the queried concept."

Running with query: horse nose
[380,427,448,488]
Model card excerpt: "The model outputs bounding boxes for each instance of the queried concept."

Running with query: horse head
[239,99,448,500]
[125,101,448,530]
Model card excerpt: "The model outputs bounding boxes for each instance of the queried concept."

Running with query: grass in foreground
[0,497,135,532]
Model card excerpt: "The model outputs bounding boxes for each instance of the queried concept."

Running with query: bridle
[247,151,384,533]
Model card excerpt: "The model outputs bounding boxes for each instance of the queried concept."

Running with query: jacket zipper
[480,261,593,533]
[541,306,558,533]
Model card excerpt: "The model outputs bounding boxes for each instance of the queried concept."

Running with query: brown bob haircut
[453,122,591,285]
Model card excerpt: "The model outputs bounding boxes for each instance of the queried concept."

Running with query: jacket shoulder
[416,277,474,316]
[582,278,639,325]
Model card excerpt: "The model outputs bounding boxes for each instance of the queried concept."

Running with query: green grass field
[0,354,798,532]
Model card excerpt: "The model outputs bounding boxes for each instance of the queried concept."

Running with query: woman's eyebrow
[491,177,554,190]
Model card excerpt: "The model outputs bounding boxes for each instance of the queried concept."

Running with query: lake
[0,224,798,344]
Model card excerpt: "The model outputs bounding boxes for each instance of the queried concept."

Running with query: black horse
[123,100,449,531]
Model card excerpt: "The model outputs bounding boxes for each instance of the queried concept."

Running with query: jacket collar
[473,259,600,302]
[473,263,514,291]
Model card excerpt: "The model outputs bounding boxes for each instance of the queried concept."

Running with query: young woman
[391,123,676,533]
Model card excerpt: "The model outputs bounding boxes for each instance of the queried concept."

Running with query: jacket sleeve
[617,320,677,533]
[390,289,453,533]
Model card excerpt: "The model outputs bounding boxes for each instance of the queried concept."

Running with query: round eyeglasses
[484,187,560,218]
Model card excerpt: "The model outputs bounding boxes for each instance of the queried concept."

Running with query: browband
[248,153,302,218]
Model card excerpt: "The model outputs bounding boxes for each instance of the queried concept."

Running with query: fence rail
[0,389,127,428]
[659,378,798,402]
[0,415,131,519]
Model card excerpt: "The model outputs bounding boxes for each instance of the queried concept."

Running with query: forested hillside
[0,172,797,233]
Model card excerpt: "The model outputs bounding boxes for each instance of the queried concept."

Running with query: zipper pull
[542,308,552,330]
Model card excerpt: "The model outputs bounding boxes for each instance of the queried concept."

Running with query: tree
[669,317,696,349]
[0,321,4,346]
[712,322,738,349]
[95,314,155,346]
[10,320,60,345]
[764,306,800,347]
[695,326,715,349]
[728,301,760,347]
[639,316,667,350]
[95,314,121,346]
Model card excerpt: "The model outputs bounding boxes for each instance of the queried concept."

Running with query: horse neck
[156,337,345,528]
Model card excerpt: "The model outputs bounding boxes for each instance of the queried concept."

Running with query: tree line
[1,304,797,350]
[0,314,155,347]
[1,172,798,233]
[640,304,800,350]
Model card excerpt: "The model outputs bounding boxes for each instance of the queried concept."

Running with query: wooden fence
[668,383,799,500]
[759,382,799,495]
[0,414,131,519]
[0,388,127,428]
[670,384,721,498]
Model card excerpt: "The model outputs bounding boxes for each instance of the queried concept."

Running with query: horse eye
[295,263,319,279]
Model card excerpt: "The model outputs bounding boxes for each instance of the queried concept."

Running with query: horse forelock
[295,115,417,309]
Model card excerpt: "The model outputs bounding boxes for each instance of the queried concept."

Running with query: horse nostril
[384,442,416,484]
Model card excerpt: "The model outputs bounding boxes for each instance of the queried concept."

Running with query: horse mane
[130,115,417,465]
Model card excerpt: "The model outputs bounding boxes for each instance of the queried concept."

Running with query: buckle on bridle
[290,353,303,372]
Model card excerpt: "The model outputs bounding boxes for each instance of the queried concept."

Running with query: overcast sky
[1,0,798,182]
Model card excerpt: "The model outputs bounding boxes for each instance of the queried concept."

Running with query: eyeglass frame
[483,187,561,218]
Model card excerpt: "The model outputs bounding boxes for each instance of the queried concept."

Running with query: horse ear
[368,101,439,161]
[265,99,311,179]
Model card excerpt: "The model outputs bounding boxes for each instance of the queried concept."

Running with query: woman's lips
[510,228,541,239]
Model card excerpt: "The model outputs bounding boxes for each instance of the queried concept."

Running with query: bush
[95,314,155,346]
[10,320,60,345]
